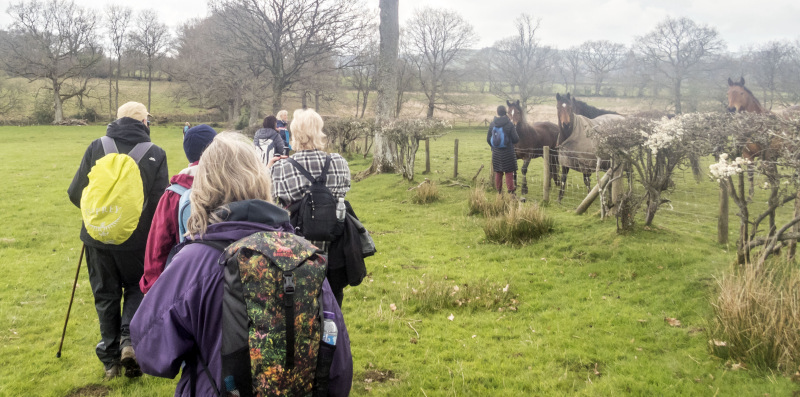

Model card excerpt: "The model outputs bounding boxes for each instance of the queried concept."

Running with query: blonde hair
[277,110,288,120]
[186,132,273,237]
[290,108,327,150]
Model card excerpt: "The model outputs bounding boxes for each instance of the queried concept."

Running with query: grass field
[1,124,797,396]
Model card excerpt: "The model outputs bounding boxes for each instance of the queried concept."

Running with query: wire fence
[515,151,798,238]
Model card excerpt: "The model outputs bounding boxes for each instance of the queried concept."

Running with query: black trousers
[84,246,145,369]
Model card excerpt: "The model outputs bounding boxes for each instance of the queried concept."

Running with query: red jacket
[140,171,195,293]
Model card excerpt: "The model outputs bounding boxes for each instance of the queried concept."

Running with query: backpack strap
[286,154,332,184]
[99,136,154,164]
[166,184,188,196]
[127,142,155,164]
[100,136,118,155]
[166,185,192,243]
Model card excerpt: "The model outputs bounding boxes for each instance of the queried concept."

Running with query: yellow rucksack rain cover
[80,153,144,245]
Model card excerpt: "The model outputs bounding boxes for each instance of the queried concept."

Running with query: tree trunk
[371,0,400,174]
[147,63,153,112]
[426,90,435,119]
[53,80,64,123]
[314,90,320,111]
[108,61,114,122]
[355,91,361,117]
[673,78,682,114]
[360,90,369,118]
[272,83,283,115]
[248,96,261,127]
[115,57,121,112]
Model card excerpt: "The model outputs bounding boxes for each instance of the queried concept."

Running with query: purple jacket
[131,200,353,396]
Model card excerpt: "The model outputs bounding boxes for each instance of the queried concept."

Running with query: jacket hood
[493,115,510,127]
[199,199,293,242]
[169,173,194,189]
[106,117,151,144]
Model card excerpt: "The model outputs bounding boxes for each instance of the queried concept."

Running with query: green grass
[1,125,798,396]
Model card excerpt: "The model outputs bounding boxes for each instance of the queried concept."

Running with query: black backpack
[286,155,339,241]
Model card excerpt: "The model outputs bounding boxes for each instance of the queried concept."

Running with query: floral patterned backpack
[199,232,336,397]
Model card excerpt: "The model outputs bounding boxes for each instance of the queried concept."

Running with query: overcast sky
[1,0,798,51]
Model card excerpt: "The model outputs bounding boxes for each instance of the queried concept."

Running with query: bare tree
[744,40,796,109]
[209,0,368,115]
[491,14,556,110]
[404,7,477,118]
[579,40,626,95]
[129,10,171,112]
[345,32,379,118]
[558,46,582,94]
[169,16,252,127]
[2,0,101,123]
[105,5,131,118]
[635,17,725,114]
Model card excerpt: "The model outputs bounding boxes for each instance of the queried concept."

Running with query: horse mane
[572,98,619,118]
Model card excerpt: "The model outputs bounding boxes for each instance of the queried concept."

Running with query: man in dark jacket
[67,101,169,380]
[487,105,520,195]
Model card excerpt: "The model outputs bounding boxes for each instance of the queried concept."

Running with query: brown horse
[505,100,561,195]
[726,77,800,197]
[556,93,624,202]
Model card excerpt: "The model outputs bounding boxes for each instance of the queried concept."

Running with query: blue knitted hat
[183,124,217,163]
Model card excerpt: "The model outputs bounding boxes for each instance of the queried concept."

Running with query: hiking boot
[120,346,143,378]
[104,363,122,381]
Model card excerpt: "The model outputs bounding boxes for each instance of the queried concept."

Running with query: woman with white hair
[276,109,291,154]
[270,108,352,305]
[131,132,353,397]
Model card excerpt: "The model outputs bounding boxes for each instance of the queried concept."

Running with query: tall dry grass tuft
[405,279,517,314]
[412,181,439,204]
[468,187,513,216]
[483,202,554,244]
[708,259,800,371]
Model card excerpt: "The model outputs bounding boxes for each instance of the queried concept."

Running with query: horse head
[556,93,575,145]
[727,77,764,113]
[506,99,523,125]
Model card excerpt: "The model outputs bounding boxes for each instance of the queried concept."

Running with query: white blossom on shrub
[709,153,750,181]
[642,116,684,155]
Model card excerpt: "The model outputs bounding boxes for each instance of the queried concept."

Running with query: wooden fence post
[718,180,729,245]
[575,164,619,215]
[542,146,551,202]
[453,139,459,179]
[611,162,624,215]
[425,139,430,174]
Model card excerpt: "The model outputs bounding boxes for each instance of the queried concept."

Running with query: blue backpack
[165,184,192,243]
[490,126,506,148]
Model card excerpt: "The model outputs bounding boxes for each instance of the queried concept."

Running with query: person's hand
[267,155,288,168]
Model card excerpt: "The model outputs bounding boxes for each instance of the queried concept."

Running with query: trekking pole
[56,243,85,358]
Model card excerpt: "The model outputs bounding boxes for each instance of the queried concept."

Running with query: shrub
[32,100,54,125]
[708,258,800,371]
[483,202,554,244]
[411,181,439,204]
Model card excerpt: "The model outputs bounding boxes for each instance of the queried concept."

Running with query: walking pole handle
[57,244,85,358]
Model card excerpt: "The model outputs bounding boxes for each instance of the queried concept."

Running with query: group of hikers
[67,101,368,396]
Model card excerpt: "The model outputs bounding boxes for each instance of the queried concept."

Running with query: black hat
[497,105,507,116]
